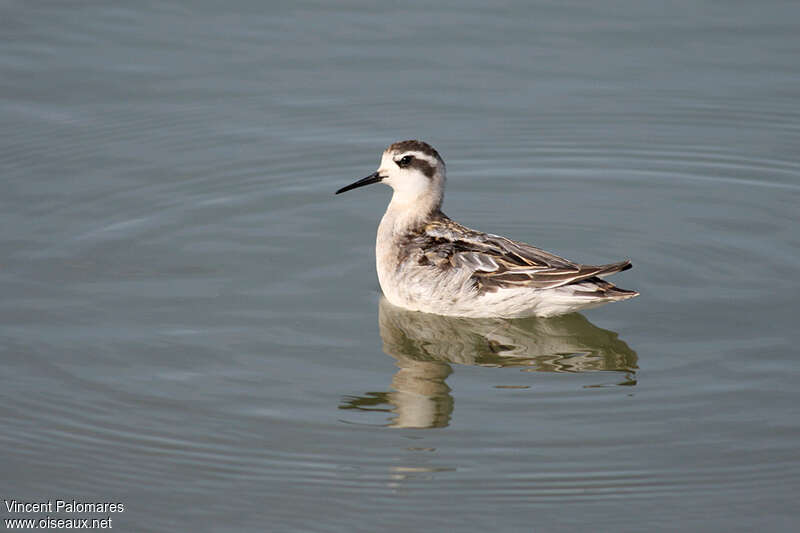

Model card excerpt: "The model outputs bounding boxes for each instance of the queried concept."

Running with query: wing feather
[419,213,632,292]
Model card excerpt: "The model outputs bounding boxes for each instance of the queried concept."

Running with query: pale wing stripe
[421,214,630,292]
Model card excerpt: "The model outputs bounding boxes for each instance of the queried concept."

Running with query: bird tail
[571,275,639,301]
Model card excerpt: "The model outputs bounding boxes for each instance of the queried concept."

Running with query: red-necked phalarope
[336,140,638,317]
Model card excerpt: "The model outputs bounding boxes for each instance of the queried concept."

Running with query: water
[2,1,799,531]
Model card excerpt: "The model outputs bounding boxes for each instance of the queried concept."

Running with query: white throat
[383,176,443,234]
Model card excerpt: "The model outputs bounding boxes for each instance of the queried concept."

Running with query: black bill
[335,171,383,195]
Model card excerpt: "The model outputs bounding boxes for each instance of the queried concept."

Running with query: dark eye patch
[396,155,413,167]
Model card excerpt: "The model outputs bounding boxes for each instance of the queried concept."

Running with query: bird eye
[397,155,413,167]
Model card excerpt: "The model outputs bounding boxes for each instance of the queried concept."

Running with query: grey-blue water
[2,1,799,531]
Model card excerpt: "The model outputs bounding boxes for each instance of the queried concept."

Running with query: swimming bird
[335,140,638,317]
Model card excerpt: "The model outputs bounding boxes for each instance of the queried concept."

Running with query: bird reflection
[339,297,638,429]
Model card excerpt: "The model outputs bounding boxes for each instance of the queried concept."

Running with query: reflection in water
[340,298,638,429]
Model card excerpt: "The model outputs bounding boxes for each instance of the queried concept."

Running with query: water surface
[2,1,799,531]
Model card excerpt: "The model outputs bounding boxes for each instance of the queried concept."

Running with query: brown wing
[420,214,632,292]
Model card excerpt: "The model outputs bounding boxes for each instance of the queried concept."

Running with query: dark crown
[387,140,444,165]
